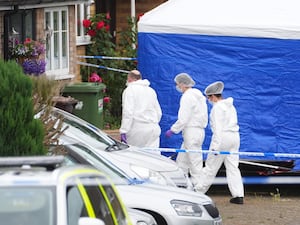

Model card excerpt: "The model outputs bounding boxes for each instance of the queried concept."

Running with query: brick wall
[116,0,166,33]
[68,5,76,77]
[75,45,86,82]
[35,9,44,41]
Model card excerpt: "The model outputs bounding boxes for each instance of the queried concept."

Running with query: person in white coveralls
[195,81,244,204]
[165,73,208,182]
[119,70,162,149]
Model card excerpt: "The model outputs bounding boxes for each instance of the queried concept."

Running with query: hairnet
[205,81,224,95]
[174,73,195,87]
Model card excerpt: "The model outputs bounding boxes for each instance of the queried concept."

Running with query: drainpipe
[131,0,135,18]
[130,0,136,49]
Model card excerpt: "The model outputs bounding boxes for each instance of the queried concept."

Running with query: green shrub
[0,60,46,155]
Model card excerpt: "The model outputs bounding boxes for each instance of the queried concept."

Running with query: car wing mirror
[78,217,105,225]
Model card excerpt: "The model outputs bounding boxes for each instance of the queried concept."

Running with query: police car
[54,143,222,225]
[0,156,133,225]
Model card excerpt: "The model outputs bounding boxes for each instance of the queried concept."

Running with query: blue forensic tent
[137,0,300,168]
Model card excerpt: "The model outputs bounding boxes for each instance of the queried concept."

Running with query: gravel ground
[208,186,300,225]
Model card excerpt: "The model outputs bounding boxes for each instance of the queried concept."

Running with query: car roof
[0,156,111,186]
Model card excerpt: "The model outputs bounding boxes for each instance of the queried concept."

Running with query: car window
[84,185,116,225]
[67,186,87,225]
[0,187,54,225]
[65,144,128,182]
[63,118,111,149]
[52,110,128,151]
[100,185,128,225]
[67,177,128,225]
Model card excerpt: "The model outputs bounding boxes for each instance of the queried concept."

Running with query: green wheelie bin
[62,82,106,129]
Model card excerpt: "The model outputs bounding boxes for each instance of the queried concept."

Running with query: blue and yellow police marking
[59,168,132,225]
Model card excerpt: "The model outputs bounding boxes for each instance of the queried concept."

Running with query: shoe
[230,197,244,204]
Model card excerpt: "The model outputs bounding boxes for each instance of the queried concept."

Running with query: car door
[66,176,131,225]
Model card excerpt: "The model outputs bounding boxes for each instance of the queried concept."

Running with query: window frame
[4,9,36,60]
[75,3,92,46]
[44,7,71,79]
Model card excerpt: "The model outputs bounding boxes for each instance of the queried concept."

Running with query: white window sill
[46,73,75,81]
[76,36,91,46]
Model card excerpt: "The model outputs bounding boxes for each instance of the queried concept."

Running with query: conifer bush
[0,60,45,155]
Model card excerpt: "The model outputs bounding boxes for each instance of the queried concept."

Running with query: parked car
[127,208,157,225]
[52,142,222,225]
[0,155,132,225]
[45,107,193,190]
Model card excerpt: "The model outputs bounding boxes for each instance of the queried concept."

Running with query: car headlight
[171,200,203,217]
[130,165,174,186]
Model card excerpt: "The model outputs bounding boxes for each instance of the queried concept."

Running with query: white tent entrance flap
[137,0,300,172]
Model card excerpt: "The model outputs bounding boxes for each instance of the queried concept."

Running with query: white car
[127,208,157,225]
[58,142,223,225]
[49,107,193,190]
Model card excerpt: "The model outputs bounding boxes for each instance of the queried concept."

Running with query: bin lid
[52,96,78,104]
[63,82,106,93]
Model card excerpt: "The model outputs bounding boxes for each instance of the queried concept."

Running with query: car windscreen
[63,144,129,185]
[0,187,55,225]
[55,109,130,150]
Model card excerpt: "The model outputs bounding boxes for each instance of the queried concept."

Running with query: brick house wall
[35,9,45,41]
[68,5,77,77]
[116,0,166,34]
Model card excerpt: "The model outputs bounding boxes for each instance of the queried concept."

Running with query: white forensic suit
[170,88,208,179]
[195,97,244,198]
[120,79,162,148]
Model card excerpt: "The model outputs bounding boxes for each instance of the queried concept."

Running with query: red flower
[87,29,96,37]
[24,38,32,44]
[103,96,110,103]
[96,21,105,30]
[137,13,144,21]
[82,19,92,28]
[89,72,102,83]
[106,12,111,20]
[105,25,110,32]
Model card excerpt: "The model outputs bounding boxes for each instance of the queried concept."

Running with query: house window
[4,9,35,60]
[75,3,92,45]
[45,7,69,78]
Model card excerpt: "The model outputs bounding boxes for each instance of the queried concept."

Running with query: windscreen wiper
[105,143,120,151]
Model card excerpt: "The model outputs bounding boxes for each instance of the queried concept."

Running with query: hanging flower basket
[10,38,46,76]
